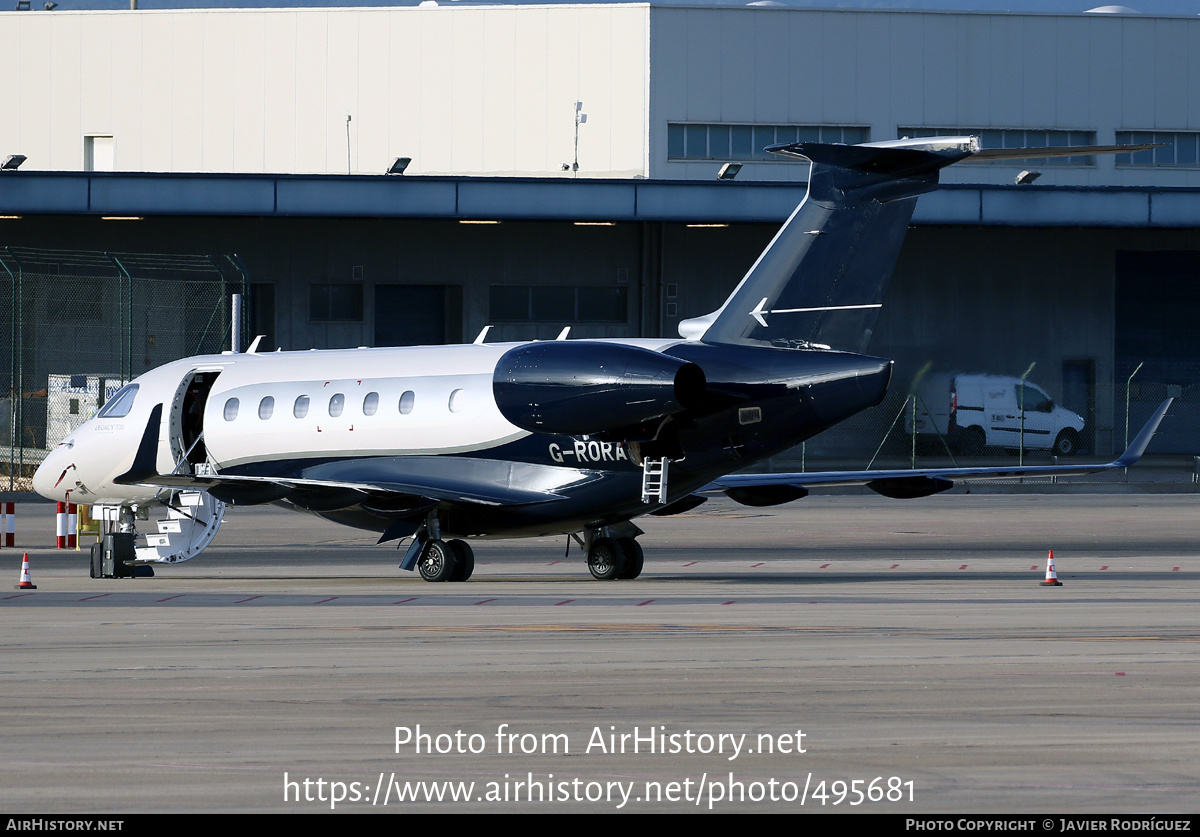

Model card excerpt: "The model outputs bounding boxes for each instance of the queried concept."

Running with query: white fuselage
[33,339,678,506]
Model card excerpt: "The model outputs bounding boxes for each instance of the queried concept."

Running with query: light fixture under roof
[717,162,742,181]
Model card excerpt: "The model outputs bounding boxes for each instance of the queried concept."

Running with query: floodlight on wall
[717,162,742,181]
[1015,169,1042,185]
[44,1,57,9]
[386,157,411,175]
[1,155,27,171]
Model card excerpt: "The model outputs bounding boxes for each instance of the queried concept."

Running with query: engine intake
[494,341,706,436]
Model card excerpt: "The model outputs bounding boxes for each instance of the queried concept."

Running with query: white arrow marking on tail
[749,298,883,328]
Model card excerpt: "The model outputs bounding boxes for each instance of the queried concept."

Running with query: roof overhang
[0,170,1196,228]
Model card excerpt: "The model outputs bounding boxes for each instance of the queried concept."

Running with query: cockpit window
[96,384,139,418]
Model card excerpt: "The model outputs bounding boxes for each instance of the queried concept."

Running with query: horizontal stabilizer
[681,136,1163,352]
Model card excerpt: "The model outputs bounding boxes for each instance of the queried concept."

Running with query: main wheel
[1054,428,1079,456]
[587,537,626,581]
[616,538,644,579]
[417,539,458,582]
[447,539,475,582]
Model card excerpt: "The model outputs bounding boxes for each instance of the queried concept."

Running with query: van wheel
[957,427,986,456]
[1054,429,1079,457]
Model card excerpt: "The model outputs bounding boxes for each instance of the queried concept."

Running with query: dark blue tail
[678,137,977,353]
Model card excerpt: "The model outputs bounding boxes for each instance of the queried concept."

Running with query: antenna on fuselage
[473,325,493,345]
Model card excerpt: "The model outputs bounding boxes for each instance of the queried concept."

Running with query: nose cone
[33,444,72,501]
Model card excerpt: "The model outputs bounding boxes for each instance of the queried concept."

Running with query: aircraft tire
[616,538,644,579]
[447,539,474,582]
[587,537,626,581]
[418,539,458,583]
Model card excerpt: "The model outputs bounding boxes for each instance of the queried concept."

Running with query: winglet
[1113,398,1173,468]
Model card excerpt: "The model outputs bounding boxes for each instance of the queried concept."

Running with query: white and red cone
[15,552,36,590]
[1040,549,1063,587]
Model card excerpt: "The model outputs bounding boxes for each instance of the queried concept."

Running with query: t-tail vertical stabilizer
[679,137,980,353]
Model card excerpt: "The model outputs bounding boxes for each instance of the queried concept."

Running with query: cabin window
[96,384,138,418]
[363,392,379,416]
[399,391,415,415]
[223,398,240,421]
[329,393,345,417]
[448,388,465,413]
[294,395,310,419]
[258,396,274,420]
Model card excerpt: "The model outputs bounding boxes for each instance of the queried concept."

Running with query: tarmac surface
[1,493,1199,813]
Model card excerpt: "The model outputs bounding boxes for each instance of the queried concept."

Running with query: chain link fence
[2,247,1194,490]
[1,248,246,492]
[772,362,1200,484]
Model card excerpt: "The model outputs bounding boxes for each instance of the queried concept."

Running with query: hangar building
[1,2,1198,460]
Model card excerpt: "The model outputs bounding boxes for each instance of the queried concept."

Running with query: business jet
[33,135,1171,582]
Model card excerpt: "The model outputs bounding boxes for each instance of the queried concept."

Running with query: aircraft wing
[144,471,570,507]
[709,398,1173,500]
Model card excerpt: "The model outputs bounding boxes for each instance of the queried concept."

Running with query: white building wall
[0,4,651,178]
[650,6,1200,188]
[4,4,1200,189]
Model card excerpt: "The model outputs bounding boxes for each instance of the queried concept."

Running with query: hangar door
[1115,251,1200,453]
[375,285,463,347]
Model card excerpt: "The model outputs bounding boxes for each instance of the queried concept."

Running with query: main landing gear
[402,513,475,582]
[401,515,645,582]
[580,523,645,581]
[586,537,644,580]
[415,538,475,582]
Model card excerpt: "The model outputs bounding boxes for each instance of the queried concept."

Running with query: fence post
[1124,362,1144,481]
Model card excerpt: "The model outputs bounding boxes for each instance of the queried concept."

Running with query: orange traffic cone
[14,552,36,590]
[1040,549,1062,587]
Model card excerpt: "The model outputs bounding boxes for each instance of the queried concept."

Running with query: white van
[906,373,1085,456]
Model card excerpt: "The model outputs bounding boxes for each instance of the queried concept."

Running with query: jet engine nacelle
[493,341,707,436]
